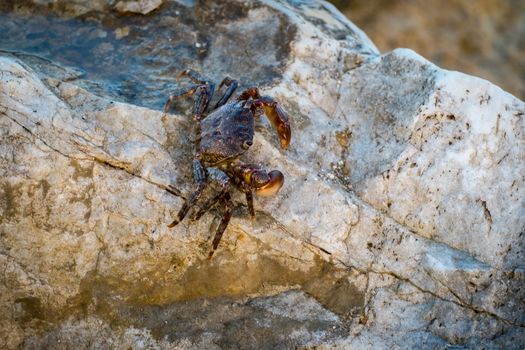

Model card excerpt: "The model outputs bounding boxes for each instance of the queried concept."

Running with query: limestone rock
[0,0,523,349]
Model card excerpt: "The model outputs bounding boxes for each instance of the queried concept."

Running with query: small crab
[164,70,291,258]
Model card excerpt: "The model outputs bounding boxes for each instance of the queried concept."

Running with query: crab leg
[165,69,216,116]
[236,87,261,102]
[164,84,213,119]
[244,185,255,217]
[214,77,238,109]
[180,69,215,110]
[168,159,206,228]
[191,85,213,121]
[179,69,213,85]
[191,168,231,221]
[164,85,200,113]
[208,192,233,259]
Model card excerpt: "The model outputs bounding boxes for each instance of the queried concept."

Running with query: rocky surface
[0,0,524,349]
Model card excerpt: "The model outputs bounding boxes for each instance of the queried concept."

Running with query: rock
[114,0,163,15]
[0,0,111,17]
[337,0,525,101]
[0,0,524,349]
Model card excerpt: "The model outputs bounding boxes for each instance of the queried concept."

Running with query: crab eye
[242,140,253,150]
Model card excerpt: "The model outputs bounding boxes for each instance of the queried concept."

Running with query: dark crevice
[480,200,493,232]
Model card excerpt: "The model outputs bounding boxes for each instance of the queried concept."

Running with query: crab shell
[198,101,255,165]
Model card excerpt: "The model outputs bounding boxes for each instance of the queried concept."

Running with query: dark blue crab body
[199,102,255,166]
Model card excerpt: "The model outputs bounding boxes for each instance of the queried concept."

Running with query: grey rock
[114,0,163,15]
[0,0,524,349]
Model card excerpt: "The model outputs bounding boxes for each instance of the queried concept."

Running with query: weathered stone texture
[0,0,524,349]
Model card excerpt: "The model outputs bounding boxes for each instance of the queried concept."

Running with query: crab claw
[259,96,291,150]
[254,170,284,197]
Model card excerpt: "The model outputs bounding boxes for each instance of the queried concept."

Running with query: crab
[164,69,291,258]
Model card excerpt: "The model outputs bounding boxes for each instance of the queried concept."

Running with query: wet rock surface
[0,0,294,109]
[0,0,524,349]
